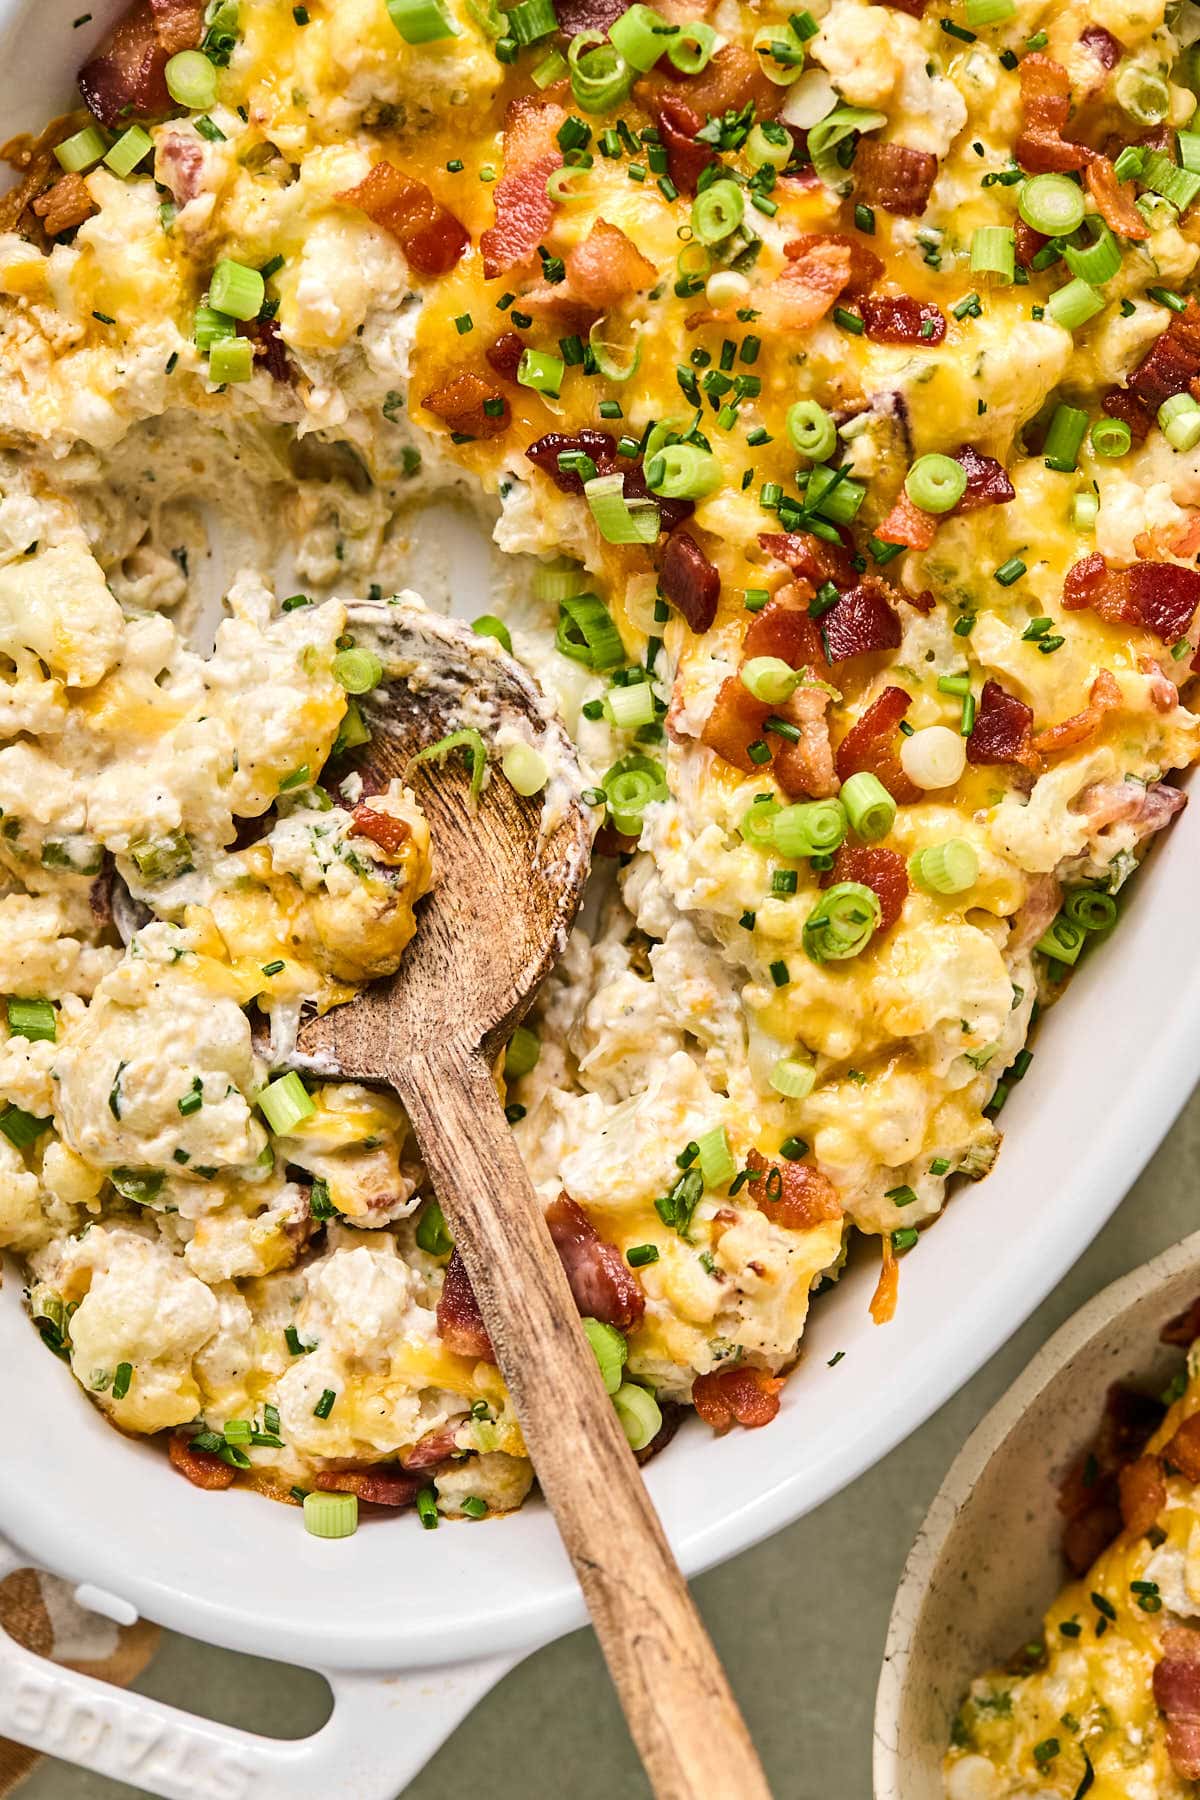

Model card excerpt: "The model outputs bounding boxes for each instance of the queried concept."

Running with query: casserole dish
[875,1227,1200,1800]
[4,10,1200,1799]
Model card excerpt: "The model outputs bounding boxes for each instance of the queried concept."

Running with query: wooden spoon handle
[393,1043,773,1800]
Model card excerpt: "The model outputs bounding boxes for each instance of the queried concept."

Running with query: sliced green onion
[603,753,668,836]
[164,49,218,109]
[332,696,370,754]
[505,1025,540,1079]
[517,347,565,398]
[970,225,1014,282]
[740,656,800,705]
[786,400,837,462]
[103,125,153,177]
[644,442,722,501]
[557,591,625,666]
[1141,148,1200,211]
[547,164,589,205]
[332,647,384,693]
[807,107,886,194]
[1062,219,1121,286]
[568,30,633,112]
[589,314,643,382]
[769,1057,816,1099]
[803,882,880,963]
[209,336,253,384]
[1063,887,1118,931]
[387,0,459,38]
[605,681,656,730]
[258,1071,315,1134]
[905,454,967,514]
[771,798,847,859]
[840,771,896,841]
[129,829,194,882]
[746,121,792,170]
[1090,416,1131,458]
[1043,403,1089,471]
[505,0,556,42]
[54,124,108,173]
[416,1198,453,1257]
[409,726,488,802]
[752,19,806,83]
[194,304,235,350]
[804,462,866,523]
[1018,172,1085,236]
[1035,913,1085,965]
[909,839,978,895]
[965,0,1013,22]
[584,472,660,544]
[664,18,714,70]
[612,1381,662,1450]
[1159,392,1200,451]
[6,997,56,1042]
[208,258,264,321]
[0,1105,50,1150]
[501,740,549,795]
[532,45,567,84]
[697,1124,736,1188]
[690,178,744,246]
[303,1492,358,1538]
[1180,130,1200,175]
[1072,490,1098,531]
[609,3,670,71]
[531,559,584,604]
[582,1317,628,1393]
[626,1243,660,1267]
[740,795,782,849]
[1115,64,1169,127]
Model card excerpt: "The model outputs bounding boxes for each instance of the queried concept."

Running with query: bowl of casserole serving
[877,1229,1200,1800]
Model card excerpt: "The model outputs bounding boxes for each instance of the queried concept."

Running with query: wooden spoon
[289,599,772,1800]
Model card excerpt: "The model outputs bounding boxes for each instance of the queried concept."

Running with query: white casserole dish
[875,1228,1200,1800]
[4,11,1200,1794]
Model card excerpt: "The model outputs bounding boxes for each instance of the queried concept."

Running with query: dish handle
[0,1538,515,1800]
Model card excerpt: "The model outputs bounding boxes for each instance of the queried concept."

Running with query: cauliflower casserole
[1,0,1199,1521]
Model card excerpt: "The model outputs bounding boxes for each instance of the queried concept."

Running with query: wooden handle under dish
[393,1042,773,1800]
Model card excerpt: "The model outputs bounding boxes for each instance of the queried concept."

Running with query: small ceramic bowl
[874,1227,1200,1800]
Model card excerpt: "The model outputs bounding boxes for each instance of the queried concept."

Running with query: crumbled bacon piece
[784,232,883,297]
[692,1365,784,1435]
[1085,154,1149,240]
[634,1400,682,1466]
[315,1466,426,1507]
[659,529,720,633]
[1101,386,1154,441]
[1155,1629,1200,1780]
[545,1193,646,1330]
[1117,1454,1166,1537]
[348,805,410,855]
[700,676,771,773]
[1122,304,1200,416]
[485,331,526,382]
[78,0,204,127]
[1015,53,1090,173]
[1162,1296,1200,1346]
[31,171,95,235]
[640,44,782,140]
[436,1251,496,1362]
[169,1432,236,1490]
[758,529,857,590]
[1079,23,1120,70]
[525,428,617,494]
[401,1421,463,1471]
[1063,553,1200,645]
[651,93,715,196]
[1165,1411,1200,1481]
[877,0,925,14]
[1031,669,1121,755]
[772,681,837,800]
[967,679,1037,769]
[525,218,654,325]
[421,372,510,440]
[954,444,1015,511]
[554,0,623,31]
[744,584,825,671]
[853,141,937,215]
[1059,1381,1165,1573]
[241,315,292,384]
[760,238,853,329]
[479,98,563,278]
[875,492,938,551]
[835,686,920,805]
[337,163,468,278]
[622,460,694,535]
[745,1148,841,1231]
[819,580,902,663]
[859,294,946,345]
[1014,219,1051,269]
[822,845,908,933]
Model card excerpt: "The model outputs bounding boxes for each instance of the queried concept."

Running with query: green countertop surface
[21,1085,1200,1800]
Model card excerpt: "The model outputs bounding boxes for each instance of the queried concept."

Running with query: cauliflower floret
[0,539,123,687]
[434,1451,533,1517]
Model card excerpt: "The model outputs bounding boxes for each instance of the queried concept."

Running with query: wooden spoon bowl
[290,599,771,1800]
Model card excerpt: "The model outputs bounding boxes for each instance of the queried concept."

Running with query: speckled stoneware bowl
[875,1228,1200,1800]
